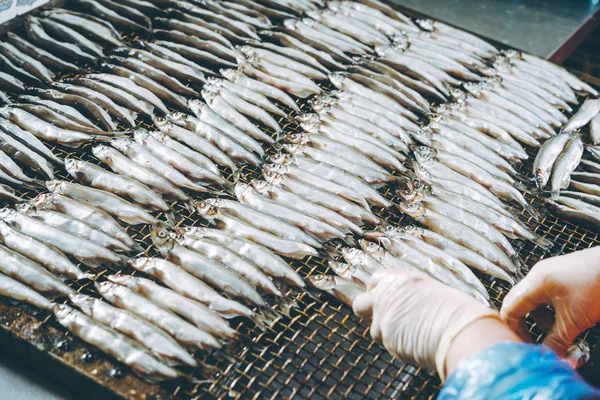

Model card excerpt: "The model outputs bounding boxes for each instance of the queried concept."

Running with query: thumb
[542,316,580,357]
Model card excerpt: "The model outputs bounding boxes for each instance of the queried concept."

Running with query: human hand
[353,269,503,380]
[501,247,600,356]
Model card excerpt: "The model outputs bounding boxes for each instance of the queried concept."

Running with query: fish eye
[158,231,167,238]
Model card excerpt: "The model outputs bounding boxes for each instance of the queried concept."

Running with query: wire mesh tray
[0,3,599,400]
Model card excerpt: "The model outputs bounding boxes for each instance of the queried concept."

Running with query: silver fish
[129,257,253,318]
[221,68,300,112]
[38,18,104,58]
[0,123,55,179]
[6,31,82,73]
[0,208,125,267]
[0,220,91,280]
[185,101,266,158]
[562,191,600,207]
[550,135,583,200]
[571,172,600,186]
[53,304,180,383]
[204,85,282,135]
[167,111,263,162]
[19,204,131,253]
[239,45,327,80]
[110,138,207,194]
[252,179,362,236]
[207,77,287,118]
[309,275,363,307]
[31,193,138,251]
[547,200,600,229]
[0,42,54,83]
[43,9,123,47]
[148,130,220,175]
[24,16,96,62]
[153,119,240,171]
[0,107,113,148]
[268,152,390,208]
[107,274,237,340]
[0,243,73,297]
[69,293,196,367]
[0,272,52,310]
[563,99,600,133]
[47,180,157,225]
[96,281,221,350]
[176,235,281,297]
[401,225,515,284]
[397,201,519,275]
[86,73,168,115]
[65,158,169,212]
[328,261,369,287]
[204,198,322,248]
[263,171,380,226]
[133,130,230,189]
[195,203,319,259]
[151,227,265,306]
[201,88,275,143]
[591,114,600,145]
[14,103,104,136]
[238,59,320,99]
[0,117,62,164]
[533,133,571,190]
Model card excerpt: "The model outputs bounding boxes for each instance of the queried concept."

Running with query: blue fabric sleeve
[439,342,600,400]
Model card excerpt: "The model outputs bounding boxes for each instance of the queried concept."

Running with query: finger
[352,291,374,320]
[369,307,383,342]
[366,268,390,291]
[543,316,581,357]
[500,274,549,340]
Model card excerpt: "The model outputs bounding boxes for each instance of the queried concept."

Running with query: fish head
[383,224,405,238]
[462,82,482,97]
[328,261,352,278]
[262,169,284,186]
[206,77,224,87]
[219,68,243,82]
[359,239,385,258]
[483,76,502,86]
[478,67,498,77]
[416,19,434,32]
[328,72,345,89]
[295,113,320,125]
[128,257,154,273]
[187,98,206,113]
[30,193,53,209]
[282,144,306,156]
[45,179,63,194]
[110,137,134,153]
[391,36,409,51]
[300,120,321,134]
[68,293,96,315]
[503,49,520,59]
[363,230,385,240]
[410,127,433,145]
[411,159,433,182]
[193,200,220,220]
[450,88,467,102]
[397,187,423,203]
[201,88,218,105]
[107,274,136,287]
[0,106,10,119]
[53,304,76,324]
[308,97,331,114]
[411,145,436,162]
[94,280,119,297]
[403,225,425,238]
[267,153,293,166]
[535,169,549,190]
[150,221,178,253]
[283,133,309,145]
[251,179,272,194]
[234,181,252,200]
[165,112,187,124]
[64,158,80,176]
[0,207,17,222]
[308,274,335,292]
[91,145,110,160]
[236,44,254,56]
[340,247,364,265]
[396,200,426,218]
[263,163,287,176]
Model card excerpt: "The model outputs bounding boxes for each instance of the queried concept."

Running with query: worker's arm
[353,269,600,399]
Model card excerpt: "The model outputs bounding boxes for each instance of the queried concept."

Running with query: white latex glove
[501,247,600,357]
[353,269,501,381]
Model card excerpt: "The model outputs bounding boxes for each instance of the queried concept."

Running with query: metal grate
[0,4,599,400]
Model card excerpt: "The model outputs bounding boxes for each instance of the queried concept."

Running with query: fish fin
[184,201,196,214]
[521,200,542,221]
[164,210,179,226]
[550,190,560,201]
[513,181,530,192]
[252,309,275,331]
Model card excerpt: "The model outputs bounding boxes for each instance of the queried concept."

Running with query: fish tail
[513,180,529,192]
[549,190,560,201]
[532,235,553,250]
[520,198,542,221]
[164,210,179,226]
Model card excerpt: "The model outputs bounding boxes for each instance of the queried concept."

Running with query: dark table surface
[390,0,600,63]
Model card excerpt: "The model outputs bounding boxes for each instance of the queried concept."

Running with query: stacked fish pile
[0,0,597,390]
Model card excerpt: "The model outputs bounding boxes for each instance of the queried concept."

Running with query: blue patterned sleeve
[439,342,600,400]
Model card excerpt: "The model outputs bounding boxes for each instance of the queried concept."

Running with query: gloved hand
[501,247,600,357]
[353,269,502,381]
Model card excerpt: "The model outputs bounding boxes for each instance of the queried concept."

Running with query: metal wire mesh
[0,3,599,400]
